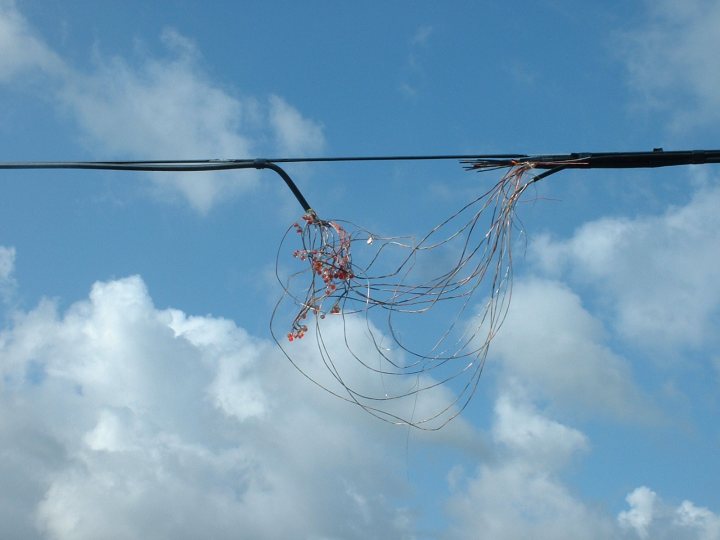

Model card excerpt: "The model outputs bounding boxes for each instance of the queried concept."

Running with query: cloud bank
[487,278,651,420]
[446,383,720,540]
[0,274,420,539]
[0,248,716,538]
[530,182,720,352]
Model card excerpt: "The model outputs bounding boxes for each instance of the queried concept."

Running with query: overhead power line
[1,148,719,213]
[3,147,719,428]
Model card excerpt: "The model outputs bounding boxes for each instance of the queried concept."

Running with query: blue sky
[1,0,720,538]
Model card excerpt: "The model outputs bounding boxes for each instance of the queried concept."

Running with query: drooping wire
[271,162,568,429]
[3,148,719,428]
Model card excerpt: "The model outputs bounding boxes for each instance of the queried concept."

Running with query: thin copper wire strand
[271,163,547,429]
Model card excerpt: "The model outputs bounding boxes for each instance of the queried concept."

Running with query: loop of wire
[271,162,546,429]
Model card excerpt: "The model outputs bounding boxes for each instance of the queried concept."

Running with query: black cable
[252,160,313,213]
[3,149,719,172]
[0,153,527,171]
[0,153,530,213]
[464,149,720,170]
[266,153,525,163]
[0,160,257,172]
[0,158,316,211]
[2,148,719,212]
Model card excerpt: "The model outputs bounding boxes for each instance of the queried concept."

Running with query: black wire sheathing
[464,149,720,170]
[2,149,719,213]
[0,158,316,212]
[528,165,567,183]
[252,159,313,213]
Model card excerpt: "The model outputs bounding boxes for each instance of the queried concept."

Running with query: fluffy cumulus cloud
[0,5,325,213]
[59,38,259,214]
[618,486,720,540]
[529,181,720,351]
[0,274,431,539]
[622,0,720,129]
[445,385,615,540]
[491,382,588,468]
[0,256,717,539]
[446,384,720,540]
[619,487,658,539]
[484,278,651,420]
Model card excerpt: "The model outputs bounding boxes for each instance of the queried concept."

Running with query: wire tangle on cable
[271,161,555,429]
[4,148,718,428]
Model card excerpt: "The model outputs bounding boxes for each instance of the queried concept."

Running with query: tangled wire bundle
[272,161,551,429]
[4,148,716,428]
[286,213,354,341]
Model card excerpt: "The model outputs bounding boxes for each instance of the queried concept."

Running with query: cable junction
[3,147,719,428]
[2,148,718,213]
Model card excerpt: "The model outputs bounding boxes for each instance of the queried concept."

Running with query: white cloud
[0,1,64,82]
[447,385,720,540]
[618,486,657,539]
[0,5,325,213]
[618,486,720,540]
[447,462,613,540]
[675,500,720,539]
[622,0,720,129]
[0,245,16,301]
[57,36,327,214]
[485,278,651,420]
[60,47,260,214]
[446,386,614,540]
[529,182,720,351]
[268,94,325,156]
[270,302,486,434]
[0,274,435,539]
[492,381,588,470]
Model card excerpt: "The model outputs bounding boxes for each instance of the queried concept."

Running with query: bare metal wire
[5,150,716,427]
[271,162,554,429]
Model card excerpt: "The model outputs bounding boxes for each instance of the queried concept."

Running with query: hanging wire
[271,163,545,428]
[267,148,720,429]
[2,148,719,428]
